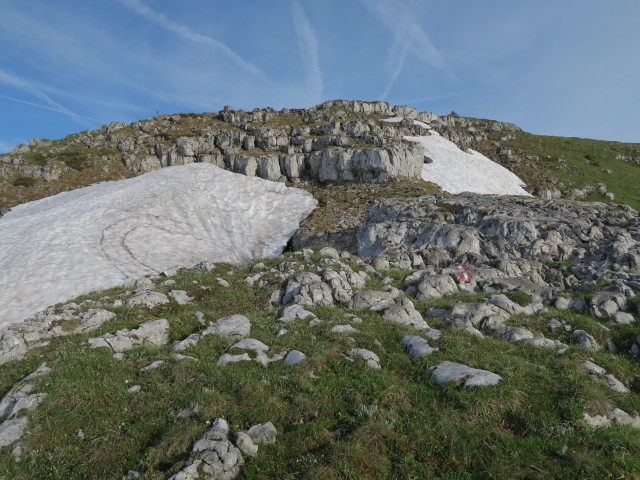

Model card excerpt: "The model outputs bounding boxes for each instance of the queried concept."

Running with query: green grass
[1,254,639,479]
[497,131,640,211]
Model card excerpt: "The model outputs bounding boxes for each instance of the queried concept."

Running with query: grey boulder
[429,362,502,387]
[402,335,436,359]
[88,319,170,353]
[126,290,170,309]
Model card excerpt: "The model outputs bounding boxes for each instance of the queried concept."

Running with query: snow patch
[406,132,531,196]
[0,164,317,327]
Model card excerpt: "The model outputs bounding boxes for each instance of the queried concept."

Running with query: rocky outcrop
[355,194,640,285]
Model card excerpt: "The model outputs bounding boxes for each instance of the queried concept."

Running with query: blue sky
[1,0,639,153]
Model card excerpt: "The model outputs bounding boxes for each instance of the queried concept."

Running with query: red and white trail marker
[458,272,472,282]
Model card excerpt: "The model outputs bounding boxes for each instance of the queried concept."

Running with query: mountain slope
[0,100,639,479]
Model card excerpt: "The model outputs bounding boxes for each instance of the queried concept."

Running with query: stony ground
[1,100,639,479]
[0,241,639,479]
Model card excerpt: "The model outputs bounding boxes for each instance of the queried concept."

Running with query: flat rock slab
[0,416,28,448]
[88,318,169,353]
[208,315,251,338]
[277,304,316,323]
[126,290,170,309]
[429,362,502,387]
[348,290,396,311]
[218,338,285,367]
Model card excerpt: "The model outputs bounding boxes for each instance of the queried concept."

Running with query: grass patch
[2,251,638,478]
[495,131,640,210]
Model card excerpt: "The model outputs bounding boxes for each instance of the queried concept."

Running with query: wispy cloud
[360,0,461,86]
[0,70,96,128]
[0,94,105,124]
[379,38,410,100]
[119,0,266,79]
[292,2,323,104]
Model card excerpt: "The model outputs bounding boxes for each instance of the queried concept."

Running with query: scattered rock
[234,432,258,457]
[331,325,358,334]
[429,362,502,387]
[246,421,278,444]
[348,290,396,311]
[282,272,333,306]
[284,350,307,366]
[140,360,164,372]
[612,311,635,325]
[218,339,285,367]
[169,290,193,305]
[167,418,243,480]
[402,335,436,359]
[0,417,29,449]
[277,305,316,323]
[572,329,601,351]
[382,296,429,329]
[126,290,170,309]
[347,348,381,369]
[88,319,170,353]
[580,361,606,376]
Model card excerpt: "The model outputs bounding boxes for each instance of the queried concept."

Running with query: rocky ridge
[0,100,524,213]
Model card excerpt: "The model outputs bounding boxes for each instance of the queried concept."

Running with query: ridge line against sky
[0,0,639,151]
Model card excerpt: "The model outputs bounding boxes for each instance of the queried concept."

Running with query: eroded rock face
[355,194,640,278]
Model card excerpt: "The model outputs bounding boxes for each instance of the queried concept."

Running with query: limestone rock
[331,325,358,334]
[246,421,278,444]
[235,432,258,457]
[347,348,381,369]
[402,335,436,359]
[429,362,502,387]
[282,272,333,306]
[572,329,601,351]
[348,290,396,311]
[415,275,459,300]
[0,417,28,449]
[168,418,243,480]
[382,297,429,329]
[169,290,193,305]
[88,319,170,353]
[75,309,117,333]
[277,305,316,323]
[218,339,284,367]
[284,350,307,366]
[208,315,251,338]
[126,290,170,309]
[612,311,635,325]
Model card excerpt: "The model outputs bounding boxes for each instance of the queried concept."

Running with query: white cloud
[0,94,103,124]
[292,2,323,104]
[379,38,410,100]
[119,0,266,79]
[0,70,96,128]
[360,0,461,85]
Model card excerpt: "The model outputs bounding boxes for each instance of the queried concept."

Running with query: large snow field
[407,131,531,196]
[383,115,530,196]
[0,164,317,327]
